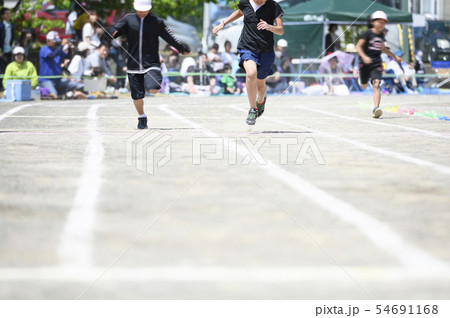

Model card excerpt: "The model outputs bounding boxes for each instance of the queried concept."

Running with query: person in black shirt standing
[108,0,190,129]
[213,0,284,125]
[356,11,402,119]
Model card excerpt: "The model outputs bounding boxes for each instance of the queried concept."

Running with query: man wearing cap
[275,38,288,60]
[3,46,38,88]
[107,0,190,129]
[39,31,76,98]
[356,11,402,118]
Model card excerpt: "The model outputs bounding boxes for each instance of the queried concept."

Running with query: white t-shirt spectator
[65,11,78,35]
[220,51,237,66]
[68,55,88,81]
[83,23,100,49]
[86,51,112,77]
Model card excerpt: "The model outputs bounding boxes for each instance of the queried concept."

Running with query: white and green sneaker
[246,108,258,125]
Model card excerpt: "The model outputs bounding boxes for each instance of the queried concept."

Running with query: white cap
[277,39,288,48]
[77,41,90,52]
[12,46,25,55]
[345,43,357,53]
[134,0,152,11]
[371,11,389,22]
[46,31,61,42]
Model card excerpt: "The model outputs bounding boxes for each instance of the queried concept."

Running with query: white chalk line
[292,104,450,140]
[0,266,448,282]
[0,103,43,122]
[160,103,448,271]
[57,104,104,269]
[230,105,450,176]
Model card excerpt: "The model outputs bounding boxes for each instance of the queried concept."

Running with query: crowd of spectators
[0,4,429,100]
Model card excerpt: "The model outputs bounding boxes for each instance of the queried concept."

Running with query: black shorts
[359,63,383,85]
[128,69,163,100]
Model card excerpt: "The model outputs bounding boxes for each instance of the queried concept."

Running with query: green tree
[5,0,237,38]
[9,0,70,38]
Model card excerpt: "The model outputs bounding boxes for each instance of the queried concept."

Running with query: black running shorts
[128,69,163,100]
[359,63,383,85]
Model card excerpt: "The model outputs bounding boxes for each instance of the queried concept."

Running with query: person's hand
[395,56,403,64]
[213,22,224,36]
[362,56,372,65]
[257,19,271,31]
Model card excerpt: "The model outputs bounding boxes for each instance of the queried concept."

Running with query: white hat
[277,39,288,48]
[77,41,90,52]
[46,31,61,42]
[371,11,389,22]
[345,43,357,53]
[12,46,25,55]
[134,0,152,11]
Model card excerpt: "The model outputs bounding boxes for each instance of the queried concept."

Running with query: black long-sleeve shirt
[108,13,189,73]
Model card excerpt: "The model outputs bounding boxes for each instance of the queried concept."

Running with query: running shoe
[137,117,148,129]
[256,95,267,117]
[372,107,383,119]
[246,108,258,125]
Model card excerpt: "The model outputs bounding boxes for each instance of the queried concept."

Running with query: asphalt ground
[0,94,449,299]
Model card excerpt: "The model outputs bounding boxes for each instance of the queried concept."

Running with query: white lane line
[230,105,450,176]
[58,104,104,269]
[159,104,448,270]
[0,267,448,282]
[0,103,42,122]
[293,105,450,139]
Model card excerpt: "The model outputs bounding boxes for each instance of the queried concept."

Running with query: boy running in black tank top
[356,11,402,119]
[213,0,284,125]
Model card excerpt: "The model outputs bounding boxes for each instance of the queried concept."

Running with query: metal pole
[402,0,411,61]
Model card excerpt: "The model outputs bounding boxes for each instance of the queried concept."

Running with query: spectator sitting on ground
[67,41,91,99]
[184,52,219,95]
[343,43,361,92]
[39,31,77,98]
[166,53,182,90]
[86,43,117,87]
[385,51,417,93]
[322,56,349,96]
[221,64,240,95]
[3,46,38,89]
[266,62,289,94]
[208,43,224,72]
[220,40,237,66]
